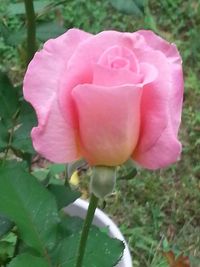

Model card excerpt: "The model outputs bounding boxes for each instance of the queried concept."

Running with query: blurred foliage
[110,0,146,17]
[0,0,199,266]
[0,163,123,267]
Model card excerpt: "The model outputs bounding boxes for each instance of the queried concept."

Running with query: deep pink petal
[23,29,92,162]
[72,84,142,166]
[132,49,183,169]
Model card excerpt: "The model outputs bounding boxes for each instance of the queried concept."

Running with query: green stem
[24,0,36,65]
[64,164,70,187]
[75,194,99,267]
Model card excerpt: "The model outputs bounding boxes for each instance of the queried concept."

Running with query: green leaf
[5,28,26,46]
[0,215,14,238]
[134,0,147,13]
[0,233,17,263]
[0,23,9,41]
[162,237,170,251]
[52,216,125,267]
[6,22,66,46]
[144,7,158,32]
[7,3,25,15]
[117,159,137,180]
[58,216,83,237]
[37,22,66,42]
[7,2,50,16]
[12,101,36,155]
[0,165,59,260]
[0,160,28,171]
[32,168,50,184]
[110,0,146,16]
[48,184,81,210]
[48,164,66,176]
[0,72,19,127]
[0,121,8,152]
[8,253,49,267]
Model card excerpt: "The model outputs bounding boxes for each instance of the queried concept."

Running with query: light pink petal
[23,29,92,162]
[138,30,184,134]
[93,64,142,86]
[134,126,182,170]
[137,30,181,61]
[92,45,142,86]
[24,29,92,124]
[72,84,142,166]
[59,30,147,123]
[98,45,139,73]
[31,101,79,163]
[139,63,158,85]
[132,49,183,169]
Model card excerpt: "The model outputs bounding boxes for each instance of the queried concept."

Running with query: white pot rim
[64,198,132,267]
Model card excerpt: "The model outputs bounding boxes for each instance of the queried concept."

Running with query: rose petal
[139,62,158,85]
[31,100,79,163]
[134,127,182,170]
[72,84,142,166]
[138,30,184,134]
[98,45,139,72]
[132,49,183,169]
[137,30,181,61]
[23,29,92,162]
[93,64,142,86]
[59,30,147,123]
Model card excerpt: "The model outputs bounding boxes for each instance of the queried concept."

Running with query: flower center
[98,45,139,73]
[110,57,129,69]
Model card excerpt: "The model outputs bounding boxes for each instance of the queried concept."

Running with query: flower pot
[64,198,132,267]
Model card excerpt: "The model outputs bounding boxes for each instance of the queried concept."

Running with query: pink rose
[23,29,183,169]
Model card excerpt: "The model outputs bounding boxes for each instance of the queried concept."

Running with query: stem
[24,0,36,65]
[64,164,70,187]
[75,194,99,267]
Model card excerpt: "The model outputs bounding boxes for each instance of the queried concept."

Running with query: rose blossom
[23,29,183,169]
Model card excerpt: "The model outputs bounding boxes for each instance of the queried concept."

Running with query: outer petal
[132,49,183,169]
[31,100,78,163]
[137,30,181,60]
[138,30,184,134]
[134,126,182,169]
[23,29,92,162]
[72,84,142,166]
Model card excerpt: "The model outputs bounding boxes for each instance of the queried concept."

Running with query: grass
[0,0,200,266]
